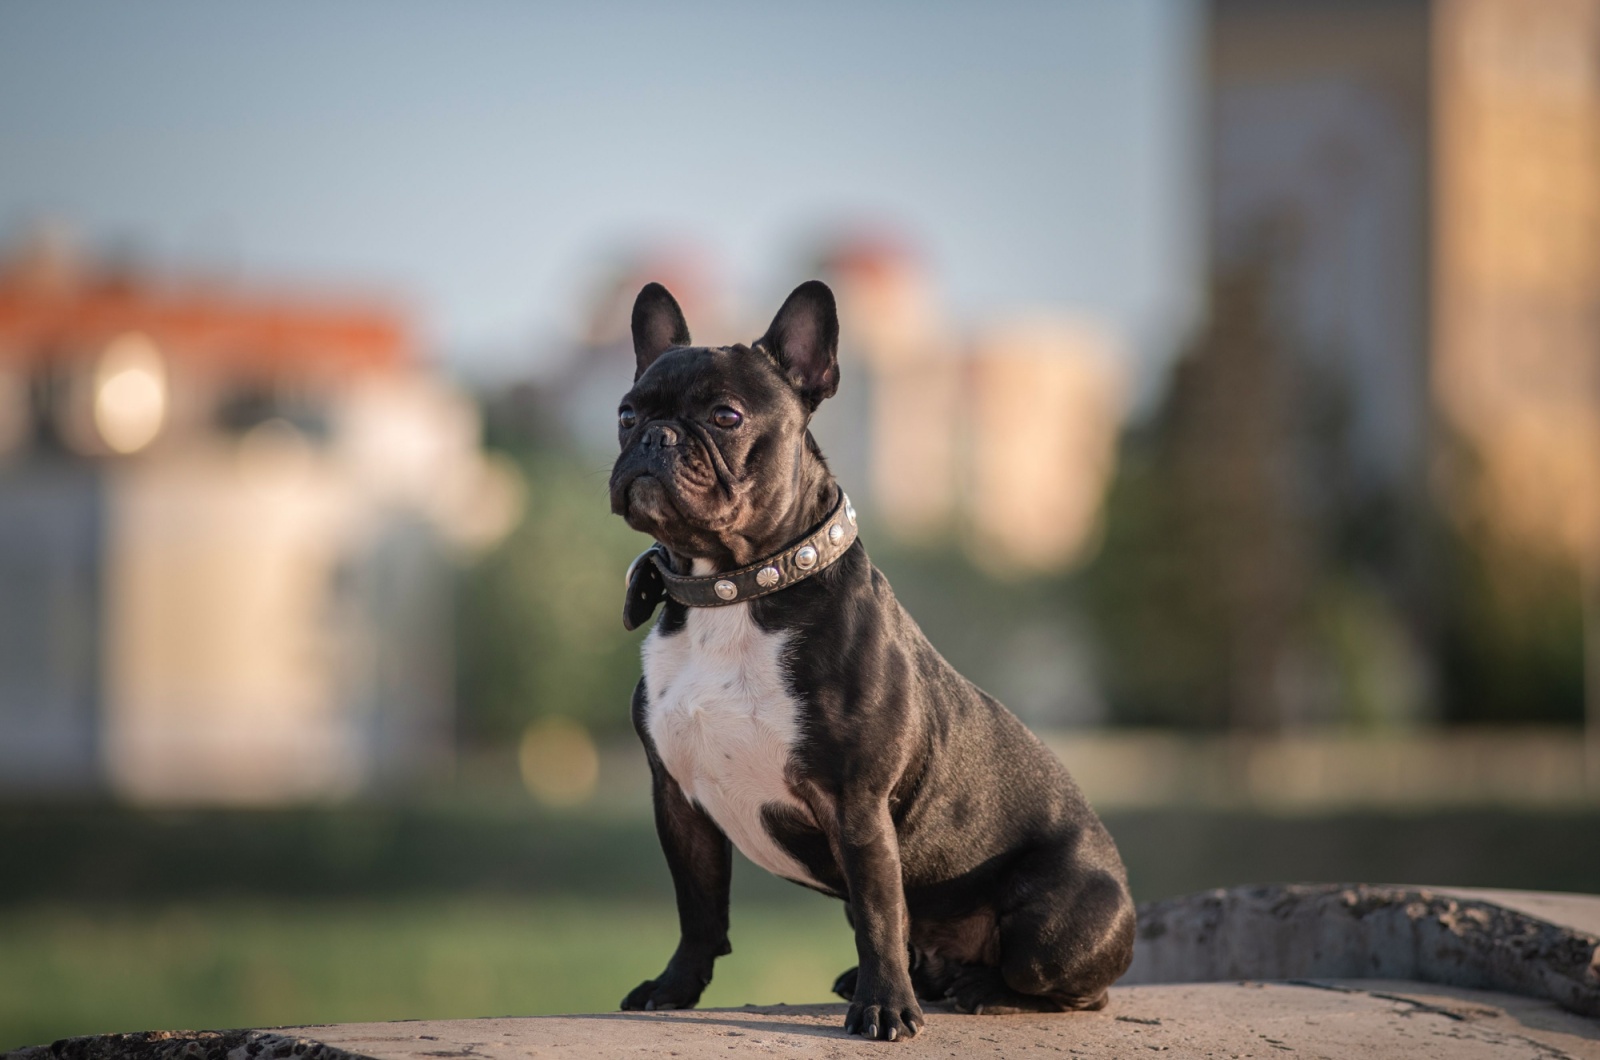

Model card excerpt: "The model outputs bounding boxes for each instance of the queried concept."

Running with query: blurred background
[3,0,1600,1048]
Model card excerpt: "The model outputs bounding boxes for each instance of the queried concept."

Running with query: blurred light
[93,332,167,454]
[517,717,599,807]
[440,449,527,554]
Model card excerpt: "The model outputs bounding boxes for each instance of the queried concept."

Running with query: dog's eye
[618,406,637,430]
[710,406,742,429]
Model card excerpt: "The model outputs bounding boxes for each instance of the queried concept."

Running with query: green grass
[0,897,857,1052]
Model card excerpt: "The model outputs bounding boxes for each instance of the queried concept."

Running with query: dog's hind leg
[947,837,1135,1014]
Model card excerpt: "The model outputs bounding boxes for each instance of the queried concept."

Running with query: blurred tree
[1090,252,1311,729]
[1087,242,1435,731]
[455,449,651,742]
[1088,233,1585,730]
[1432,436,1587,725]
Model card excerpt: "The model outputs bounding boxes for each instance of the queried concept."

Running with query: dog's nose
[642,423,679,449]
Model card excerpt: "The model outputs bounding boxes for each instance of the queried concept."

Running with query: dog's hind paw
[939,966,1073,1016]
[831,966,858,1001]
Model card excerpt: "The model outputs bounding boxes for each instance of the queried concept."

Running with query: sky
[0,1,1201,380]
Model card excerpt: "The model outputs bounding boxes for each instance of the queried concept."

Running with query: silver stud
[714,579,738,601]
[828,523,844,543]
[845,498,857,525]
[756,566,780,589]
[795,546,818,570]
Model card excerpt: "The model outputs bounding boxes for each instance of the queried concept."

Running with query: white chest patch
[641,598,820,887]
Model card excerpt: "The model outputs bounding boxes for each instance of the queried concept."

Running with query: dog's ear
[756,280,840,409]
[631,282,692,380]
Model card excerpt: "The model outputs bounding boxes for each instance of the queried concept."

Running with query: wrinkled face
[608,280,840,563]
[609,344,809,558]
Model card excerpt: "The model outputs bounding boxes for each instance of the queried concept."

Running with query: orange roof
[0,276,413,376]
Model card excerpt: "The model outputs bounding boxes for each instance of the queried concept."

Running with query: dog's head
[608,281,840,567]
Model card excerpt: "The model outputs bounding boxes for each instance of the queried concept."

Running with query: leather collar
[622,489,858,631]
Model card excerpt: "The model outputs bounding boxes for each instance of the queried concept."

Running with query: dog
[608,280,1135,1042]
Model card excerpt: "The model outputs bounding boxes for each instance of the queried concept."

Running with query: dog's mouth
[612,464,704,537]
[623,474,678,525]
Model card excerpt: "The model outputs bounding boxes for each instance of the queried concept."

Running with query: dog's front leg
[620,747,732,1011]
[837,797,924,1041]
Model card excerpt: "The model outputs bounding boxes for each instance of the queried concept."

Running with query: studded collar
[622,489,858,631]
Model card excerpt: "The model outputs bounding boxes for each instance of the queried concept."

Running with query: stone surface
[1126,884,1600,1017]
[10,982,1599,1060]
[1439,888,1600,938]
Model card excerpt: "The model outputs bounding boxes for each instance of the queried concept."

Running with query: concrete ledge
[10,983,1599,1060]
[1126,883,1600,1017]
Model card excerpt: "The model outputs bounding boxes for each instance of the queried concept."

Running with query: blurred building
[966,319,1125,575]
[0,231,519,803]
[1210,0,1432,494]
[816,236,1130,576]
[814,235,962,545]
[1434,0,1600,566]
[1197,0,1600,729]
[1212,0,1600,563]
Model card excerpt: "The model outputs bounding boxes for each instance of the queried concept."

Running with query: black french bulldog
[608,280,1135,1042]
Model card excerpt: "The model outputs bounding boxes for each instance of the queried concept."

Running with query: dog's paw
[832,965,858,1001]
[843,974,923,1042]
[619,970,706,1012]
[938,965,1072,1015]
